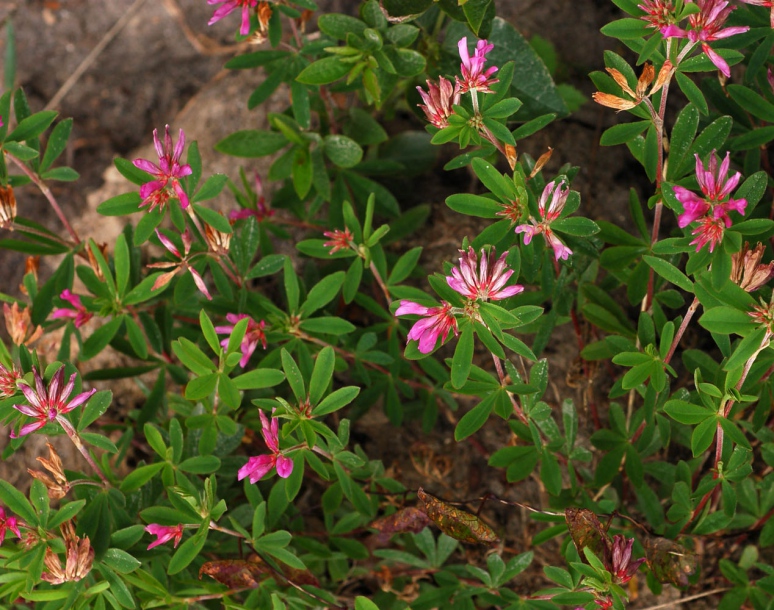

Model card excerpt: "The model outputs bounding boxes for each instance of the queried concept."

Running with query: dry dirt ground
[0,1,695,608]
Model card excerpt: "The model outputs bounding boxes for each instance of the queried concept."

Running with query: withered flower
[19,256,40,295]
[731,242,774,292]
[593,61,672,112]
[28,443,69,500]
[0,185,17,230]
[41,522,94,585]
[3,302,43,347]
[529,147,554,179]
[203,220,232,256]
[86,242,109,282]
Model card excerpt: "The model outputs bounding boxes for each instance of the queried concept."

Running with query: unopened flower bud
[0,185,17,231]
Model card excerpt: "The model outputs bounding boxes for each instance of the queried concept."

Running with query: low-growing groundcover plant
[2,0,774,607]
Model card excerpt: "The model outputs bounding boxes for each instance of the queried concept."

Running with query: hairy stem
[6,151,81,244]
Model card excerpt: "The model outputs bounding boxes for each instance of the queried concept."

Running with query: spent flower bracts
[133,125,192,211]
[11,366,96,438]
[238,410,293,483]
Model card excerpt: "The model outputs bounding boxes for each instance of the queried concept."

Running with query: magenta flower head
[610,535,646,584]
[50,290,93,329]
[0,507,21,546]
[238,410,293,483]
[417,76,462,129]
[638,0,676,30]
[0,363,21,398]
[229,172,275,222]
[515,179,573,261]
[395,300,458,354]
[447,247,524,302]
[12,366,96,438]
[674,150,747,252]
[457,37,499,94]
[323,228,355,255]
[215,313,267,368]
[208,0,258,36]
[661,0,749,77]
[145,523,184,550]
[133,125,192,212]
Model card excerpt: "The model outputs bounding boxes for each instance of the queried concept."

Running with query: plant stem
[58,418,109,486]
[5,151,81,244]
[664,296,699,364]
[208,520,245,538]
[491,352,528,424]
[368,261,392,306]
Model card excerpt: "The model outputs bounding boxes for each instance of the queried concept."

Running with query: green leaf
[215,130,288,158]
[168,528,207,575]
[247,254,286,279]
[699,306,757,336]
[324,135,363,168]
[675,72,708,115]
[664,399,714,425]
[232,368,285,390]
[318,14,367,39]
[454,392,497,441]
[600,121,650,146]
[179,455,221,474]
[691,416,718,456]
[82,316,124,360]
[451,324,474,389]
[731,126,774,151]
[78,390,113,431]
[103,548,141,574]
[172,337,216,375]
[309,346,335,406]
[281,349,305,402]
[296,56,351,85]
[643,255,694,292]
[299,317,356,335]
[446,193,502,218]
[40,118,73,172]
[482,18,568,118]
[192,203,232,234]
[728,84,774,122]
[6,110,57,142]
[119,462,165,492]
[601,17,650,39]
[114,233,130,297]
[312,386,360,416]
[299,271,345,317]
[0,480,37,525]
